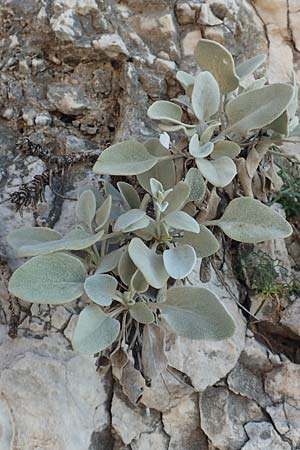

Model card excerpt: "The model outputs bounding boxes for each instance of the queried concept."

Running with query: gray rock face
[0,326,110,450]
[0,0,300,449]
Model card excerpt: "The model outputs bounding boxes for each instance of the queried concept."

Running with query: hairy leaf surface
[160,286,236,340]
[8,253,86,304]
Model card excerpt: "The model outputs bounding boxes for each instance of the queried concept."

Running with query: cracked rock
[267,402,300,448]
[0,325,110,450]
[265,362,300,408]
[200,386,265,450]
[241,421,291,450]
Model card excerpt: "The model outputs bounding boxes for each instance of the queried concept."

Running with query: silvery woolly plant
[7,39,296,399]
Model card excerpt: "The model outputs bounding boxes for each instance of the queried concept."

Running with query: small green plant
[240,250,300,309]
[272,159,300,219]
[7,39,297,398]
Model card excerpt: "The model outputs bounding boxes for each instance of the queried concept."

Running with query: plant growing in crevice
[7,39,297,402]
[271,159,300,220]
[239,250,300,316]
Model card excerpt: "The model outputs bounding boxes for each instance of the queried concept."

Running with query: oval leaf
[131,270,149,293]
[163,245,196,279]
[13,228,104,257]
[211,141,240,159]
[185,168,206,203]
[236,54,266,79]
[117,182,140,209]
[267,110,289,136]
[192,72,220,121]
[174,226,219,258]
[194,39,239,93]
[76,190,96,229]
[130,302,154,324]
[147,100,183,124]
[164,181,191,214]
[96,247,125,274]
[160,286,236,340]
[93,140,158,175]
[95,195,112,231]
[200,122,221,144]
[209,197,293,243]
[7,227,62,251]
[72,304,120,353]
[137,138,176,193]
[226,84,294,136]
[176,71,195,90]
[189,135,214,158]
[163,211,200,233]
[196,156,237,187]
[113,209,148,233]
[118,247,137,286]
[8,253,86,304]
[84,274,117,306]
[128,238,169,289]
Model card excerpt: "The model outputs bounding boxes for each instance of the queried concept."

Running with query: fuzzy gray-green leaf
[209,197,293,243]
[160,286,236,340]
[163,210,200,233]
[211,141,241,159]
[7,227,62,252]
[95,195,112,230]
[128,238,169,289]
[267,110,289,136]
[84,274,117,306]
[72,304,120,353]
[130,302,154,324]
[13,228,104,257]
[194,39,239,93]
[196,156,237,187]
[118,247,137,286]
[236,54,266,79]
[184,168,206,203]
[93,140,158,175]
[189,135,214,158]
[147,100,183,124]
[174,226,219,257]
[192,72,220,121]
[226,84,294,136]
[76,190,96,229]
[164,181,191,214]
[163,245,196,279]
[137,139,176,192]
[8,253,86,304]
[117,182,140,209]
[113,209,149,233]
[131,270,149,293]
[96,247,124,274]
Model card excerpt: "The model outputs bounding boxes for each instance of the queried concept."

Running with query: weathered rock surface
[0,325,111,450]
[0,0,300,449]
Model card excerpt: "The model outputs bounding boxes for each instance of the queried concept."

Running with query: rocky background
[0,0,300,449]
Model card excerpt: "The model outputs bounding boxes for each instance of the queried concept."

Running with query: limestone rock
[267,402,300,448]
[162,395,208,450]
[265,362,300,408]
[92,34,129,57]
[227,337,272,408]
[200,386,265,450]
[0,394,14,450]
[280,299,300,336]
[47,84,90,115]
[241,421,291,450]
[0,326,110,450]
[111,386,161,446]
